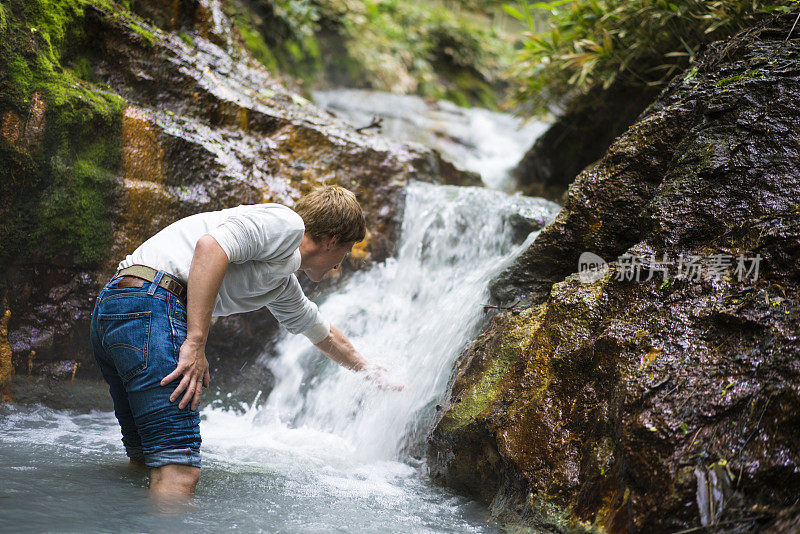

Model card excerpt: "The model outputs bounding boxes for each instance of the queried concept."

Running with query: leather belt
[112,265,187,303]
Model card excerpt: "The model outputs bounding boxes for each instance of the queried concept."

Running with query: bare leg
[129,458,147,470]
[149,464,201,497]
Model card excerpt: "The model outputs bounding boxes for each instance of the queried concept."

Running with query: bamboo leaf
[502,4,525,20]
[508,0,777,111]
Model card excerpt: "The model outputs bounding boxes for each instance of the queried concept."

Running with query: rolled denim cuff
[125,445,145,462]
[145,447,202,469]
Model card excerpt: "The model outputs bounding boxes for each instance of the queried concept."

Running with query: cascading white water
[199,182,559,503]
[233,182,558,462]
[312,89,549,191]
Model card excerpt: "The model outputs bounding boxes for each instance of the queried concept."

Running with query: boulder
[512,82,660,203]
[0,0,473,396]
[429,13,800,532]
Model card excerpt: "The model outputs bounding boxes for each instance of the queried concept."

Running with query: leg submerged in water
[91,277,203,500]
[149,464,201,497]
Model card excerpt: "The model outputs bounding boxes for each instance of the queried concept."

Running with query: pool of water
[0,405,496,533]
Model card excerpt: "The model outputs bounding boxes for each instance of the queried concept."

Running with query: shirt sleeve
[266,274,331,344]
[207,205,304,264]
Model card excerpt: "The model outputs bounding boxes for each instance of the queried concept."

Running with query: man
[90,185,400,498]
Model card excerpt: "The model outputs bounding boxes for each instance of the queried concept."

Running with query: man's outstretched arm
[314,324,368,370]
[161,234,228,410]
[314,325,404,390]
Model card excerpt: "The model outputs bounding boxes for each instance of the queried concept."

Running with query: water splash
[205,182,559,466]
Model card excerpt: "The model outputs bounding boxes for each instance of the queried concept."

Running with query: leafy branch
[505,0,800,115]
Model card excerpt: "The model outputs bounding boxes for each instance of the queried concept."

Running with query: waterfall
[202,182,559,469]
[312,89,548,191]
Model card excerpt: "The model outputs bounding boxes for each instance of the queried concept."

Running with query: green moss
[715,69,761,87]
[439,310,541,432]
[439,348,515,432]
[0,0,126,271]
[178,31,194,47]
[0,4,7,34]
[127,19,156,47]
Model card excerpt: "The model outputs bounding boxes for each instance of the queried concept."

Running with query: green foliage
[227,1,326,85]
[0,0,125,270]
[232,14,279,72]
[178,31,194,46]
[506,0,799,114]
[0,4,7,34]
[343,0,513,107]
[715,68,761,86]
[230,0,516,108]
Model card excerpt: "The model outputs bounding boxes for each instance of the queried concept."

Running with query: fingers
[191,381,203,411]
[179,377,197,409]
[167,366,208,409]
[160,367,181,386]
[379,381,404,392]
[169,372,190,403]
[367,367,405,392]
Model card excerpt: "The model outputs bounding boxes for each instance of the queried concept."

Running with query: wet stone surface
[1,0,476,390]
[429,13,800,533]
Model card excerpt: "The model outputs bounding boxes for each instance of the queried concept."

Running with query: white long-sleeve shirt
[118,204,331,343]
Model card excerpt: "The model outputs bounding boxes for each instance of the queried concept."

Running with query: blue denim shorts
[90,272,201,469]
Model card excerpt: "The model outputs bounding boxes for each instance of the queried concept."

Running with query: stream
[0,93,558,533]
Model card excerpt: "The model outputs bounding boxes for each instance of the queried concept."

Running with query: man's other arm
[161,234,228,410]
[314,324,368,371]
[315,325,404,391]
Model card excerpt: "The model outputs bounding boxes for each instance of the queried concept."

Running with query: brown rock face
[0,92,47,152]
[429,14,800,533]
[512,83,660,203]
[2,0,472,391]
[0,310,13,402]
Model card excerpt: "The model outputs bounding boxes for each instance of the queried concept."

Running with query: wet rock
[1,310,13,402]
[1,0,475,392]
[0,92,48,153]
[763,506,800,533]
[8,376,113,412]
[512,83,660,203]
[430,13,800,532]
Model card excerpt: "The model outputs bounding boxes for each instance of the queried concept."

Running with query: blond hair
[294,185,366,243]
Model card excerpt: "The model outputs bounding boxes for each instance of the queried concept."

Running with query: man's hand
[160,233,228,411]
[315,326,405,392]
[363,364,405,391]
[161,338,211,410]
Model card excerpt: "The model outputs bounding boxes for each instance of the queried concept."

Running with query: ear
[325,235,339,250]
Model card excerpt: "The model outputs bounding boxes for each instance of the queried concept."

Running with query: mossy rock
[431,12,800,532]
[0,0,126,272]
